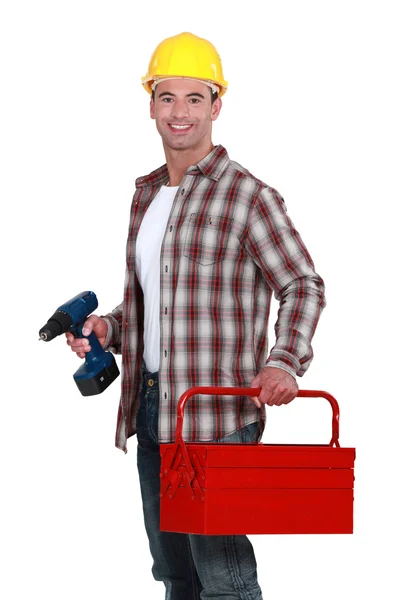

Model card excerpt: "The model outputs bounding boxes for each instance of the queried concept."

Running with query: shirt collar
[135,145,230,188]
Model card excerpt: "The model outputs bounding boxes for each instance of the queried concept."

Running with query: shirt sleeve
[101,302,123,354]
[243,187,326,379]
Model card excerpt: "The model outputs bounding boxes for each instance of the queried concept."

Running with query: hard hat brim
[141,75,228,97]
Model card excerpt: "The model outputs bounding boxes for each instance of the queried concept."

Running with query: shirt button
[169,225,173,232]
[164,393,167,399]
[181,188,185,195]
[165,265,168,272]
[164,350,167,357]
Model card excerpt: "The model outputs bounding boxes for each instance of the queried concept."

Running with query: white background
[1,0,399,598]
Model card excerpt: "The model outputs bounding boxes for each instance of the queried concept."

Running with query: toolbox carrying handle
[175,388,341,447]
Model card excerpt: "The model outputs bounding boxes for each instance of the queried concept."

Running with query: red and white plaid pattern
[103,145,326,451]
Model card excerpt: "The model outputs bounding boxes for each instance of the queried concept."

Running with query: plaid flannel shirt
[103,145,326,452]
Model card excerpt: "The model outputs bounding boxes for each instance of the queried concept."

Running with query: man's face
[150,79,222,152]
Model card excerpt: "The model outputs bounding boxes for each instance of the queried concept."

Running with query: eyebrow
[157,91,205,99]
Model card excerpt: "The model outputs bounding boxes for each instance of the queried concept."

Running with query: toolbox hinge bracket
[160,436,204,500]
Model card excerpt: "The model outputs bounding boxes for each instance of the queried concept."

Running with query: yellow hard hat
[142,32,228,97]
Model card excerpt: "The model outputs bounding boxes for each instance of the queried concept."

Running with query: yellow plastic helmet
[142,32,228,97]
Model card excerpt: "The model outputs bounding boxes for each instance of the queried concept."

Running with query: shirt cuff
[100,315,121,353]
[102,317,114,349]
[265,356,298,380]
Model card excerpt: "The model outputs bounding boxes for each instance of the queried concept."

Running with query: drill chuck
[39,310,73,341]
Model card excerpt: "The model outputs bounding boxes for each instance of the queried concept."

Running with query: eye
[161,97,173,103]
[189,98,200,104]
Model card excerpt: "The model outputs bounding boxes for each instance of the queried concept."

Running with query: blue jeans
[136,366,263,600]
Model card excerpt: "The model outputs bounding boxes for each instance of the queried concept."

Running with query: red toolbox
[160,388,355,535]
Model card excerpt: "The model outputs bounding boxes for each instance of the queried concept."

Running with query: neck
[163,141,214,187]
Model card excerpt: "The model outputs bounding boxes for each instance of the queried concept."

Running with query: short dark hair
[211,90,219,104]
[151,87,219,103]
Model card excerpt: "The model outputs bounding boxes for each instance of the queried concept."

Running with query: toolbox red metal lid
[160,388,355,535]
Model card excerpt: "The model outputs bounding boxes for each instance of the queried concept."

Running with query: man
[66,32,326,600]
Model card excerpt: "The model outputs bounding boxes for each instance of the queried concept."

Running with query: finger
[251,397,262,408]
[249,394,262,408]
[66,334,91,346]
[68,337,89,348]
[258,380,279,406]
[279,389,298,406]
[70,340,91,353]
[260,385,280,406]
[274,391,293,406]
[71,344,92,355]
[71,345,91,354]
[270,385,296,406]
[249,396,262,409]
[77,352,86,359]
[249,381,262,408]
[278,381,299,406]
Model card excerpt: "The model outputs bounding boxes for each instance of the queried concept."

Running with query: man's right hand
[65,315,108,358]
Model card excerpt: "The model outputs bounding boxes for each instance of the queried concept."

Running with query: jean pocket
[217,421,259,444]
[239,421,260,443]
[145,392,159,444]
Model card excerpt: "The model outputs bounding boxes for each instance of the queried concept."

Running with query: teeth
[170,124,191,129]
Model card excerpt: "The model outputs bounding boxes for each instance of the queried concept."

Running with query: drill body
[39,291,120,396]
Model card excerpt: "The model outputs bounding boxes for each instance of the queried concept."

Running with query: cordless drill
[39,291,120,396]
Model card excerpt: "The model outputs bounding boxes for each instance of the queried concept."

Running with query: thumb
[82,315,99,336]
[250,373,261,390]
[249,375,262,408]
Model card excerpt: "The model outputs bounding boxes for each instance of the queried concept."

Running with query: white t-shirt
[135,185,178,372]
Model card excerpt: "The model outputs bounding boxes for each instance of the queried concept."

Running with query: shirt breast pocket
[183,213,234,266]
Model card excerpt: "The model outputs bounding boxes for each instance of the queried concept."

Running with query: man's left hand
[249,366,298,408]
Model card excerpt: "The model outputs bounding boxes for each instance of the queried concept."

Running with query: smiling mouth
[168,124,193,133]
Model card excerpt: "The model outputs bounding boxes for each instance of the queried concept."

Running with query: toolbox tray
[160,388,355,535]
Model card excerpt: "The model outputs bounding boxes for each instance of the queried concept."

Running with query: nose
[170,99,189,120]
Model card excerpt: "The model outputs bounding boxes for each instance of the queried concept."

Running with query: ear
[150,98,155,120]
[211,97,222,122]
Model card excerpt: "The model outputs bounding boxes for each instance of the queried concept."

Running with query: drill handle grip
[73,324,105,363]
